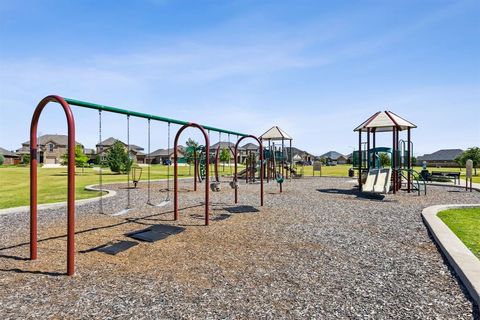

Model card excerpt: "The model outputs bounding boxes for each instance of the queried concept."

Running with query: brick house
[320,151,348,165]
[0,147,20,165]
[17,134,84,164]
[96,137,146,164]
[147,146,185,164]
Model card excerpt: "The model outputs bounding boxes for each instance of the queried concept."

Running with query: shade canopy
[260,126,292,141]
[354,111,416,133]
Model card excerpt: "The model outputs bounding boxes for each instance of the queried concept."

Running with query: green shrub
[21,154,30,164]
[106,141,132,173]
[0,154,4,166]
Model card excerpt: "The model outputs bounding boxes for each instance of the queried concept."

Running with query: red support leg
[173,123,210,225]
[30,95,76,276]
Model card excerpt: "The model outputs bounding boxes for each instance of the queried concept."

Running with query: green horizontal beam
[64,98,249,137]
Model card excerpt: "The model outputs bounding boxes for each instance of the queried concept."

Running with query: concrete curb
[422,204,480,308]
[0,184,117,216]
[0,177,193,216]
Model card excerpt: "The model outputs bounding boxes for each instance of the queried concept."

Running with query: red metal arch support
[173,123,210,226]
[30,95,76,276]
[234,135,264,206]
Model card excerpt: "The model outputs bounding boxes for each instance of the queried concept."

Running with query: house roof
[320,151,345,160]
[97,137,144,151]
[260,126,292,140]
[354,111,417,132]
[148,146,184,157]
[22,134,83,147]
[417,149,463,162]
[285,147,314,157]
[0,147,18,157]
[210,141,235,149]
[240,143,259,151]
[84,148,95,155]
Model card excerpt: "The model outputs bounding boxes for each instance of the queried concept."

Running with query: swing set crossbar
[65,98,249,137]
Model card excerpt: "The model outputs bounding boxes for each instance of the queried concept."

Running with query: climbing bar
[64,98,249,137]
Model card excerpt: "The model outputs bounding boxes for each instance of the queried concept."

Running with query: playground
[0,96,479,318]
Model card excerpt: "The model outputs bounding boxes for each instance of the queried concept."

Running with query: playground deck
[0,177,479,318]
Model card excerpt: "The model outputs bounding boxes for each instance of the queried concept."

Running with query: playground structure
[29,95,264,276]
[352,111,425,195]
[228,126,299,194]
[260,126,295,192]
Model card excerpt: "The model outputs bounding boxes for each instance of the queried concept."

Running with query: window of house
[49,143,54,152]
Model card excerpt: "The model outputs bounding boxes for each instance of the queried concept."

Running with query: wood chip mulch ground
[1,177,479,319]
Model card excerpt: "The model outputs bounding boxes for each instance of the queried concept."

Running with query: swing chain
[98,110,103,214]
[166,122,171,199]
[127,115,131,209]
[147,118,151,204]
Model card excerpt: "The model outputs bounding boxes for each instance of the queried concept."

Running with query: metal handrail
[399,168,426,195]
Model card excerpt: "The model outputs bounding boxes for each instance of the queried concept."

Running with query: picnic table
[431,171,461,185]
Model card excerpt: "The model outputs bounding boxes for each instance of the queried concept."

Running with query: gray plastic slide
[363,169,379,192]
[363,168,392,194]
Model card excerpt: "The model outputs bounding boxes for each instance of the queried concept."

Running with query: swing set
[29,95,263,276]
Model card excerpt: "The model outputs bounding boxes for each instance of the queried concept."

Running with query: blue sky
[0,0,478,156]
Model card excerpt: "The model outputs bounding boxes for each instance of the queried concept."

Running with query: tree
[93,154,102,165]
[61,145,89,168]
[219,148,231,171]
[185,138,199,175]
[0,154,4,166]
[106,141,132,174]
[456,147,480,175]
[411,156,417,166]
[378,152,391,168]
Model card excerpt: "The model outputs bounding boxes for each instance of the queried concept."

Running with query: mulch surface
[1,177,479,319]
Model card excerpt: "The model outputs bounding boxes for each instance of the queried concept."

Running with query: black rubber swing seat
[126,224,185,243]
[97,240,139,255]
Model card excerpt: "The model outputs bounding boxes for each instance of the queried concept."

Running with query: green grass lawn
[0,164,238,209]
[438,207,480,259]
[0,163,478,209]
[299,164,351,177]
[298,164,480,183]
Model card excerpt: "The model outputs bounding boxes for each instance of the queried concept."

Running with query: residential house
[83,148,95,163]
[320,151,348,165]
[237,143,260,163]
[147,146,185,164]
[210,141,235,162]
[17,134,84,164]
[416,149,463,168]
[96,137,146,164]
[286,147,314,164]
[0,147,20,165]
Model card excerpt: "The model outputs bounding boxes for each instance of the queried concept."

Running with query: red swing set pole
[234,135,263,206]
[30,95,76,276]
[174,123,210,226]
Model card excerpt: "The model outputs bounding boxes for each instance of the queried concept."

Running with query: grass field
[0,164,478,209]
[438,207,480,259]
[0,165,237,209]
[299,164,480,182]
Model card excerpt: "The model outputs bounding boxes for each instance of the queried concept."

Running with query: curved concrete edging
[0,177,193,216]
[0,184,117,216]
[422,204,480,308]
